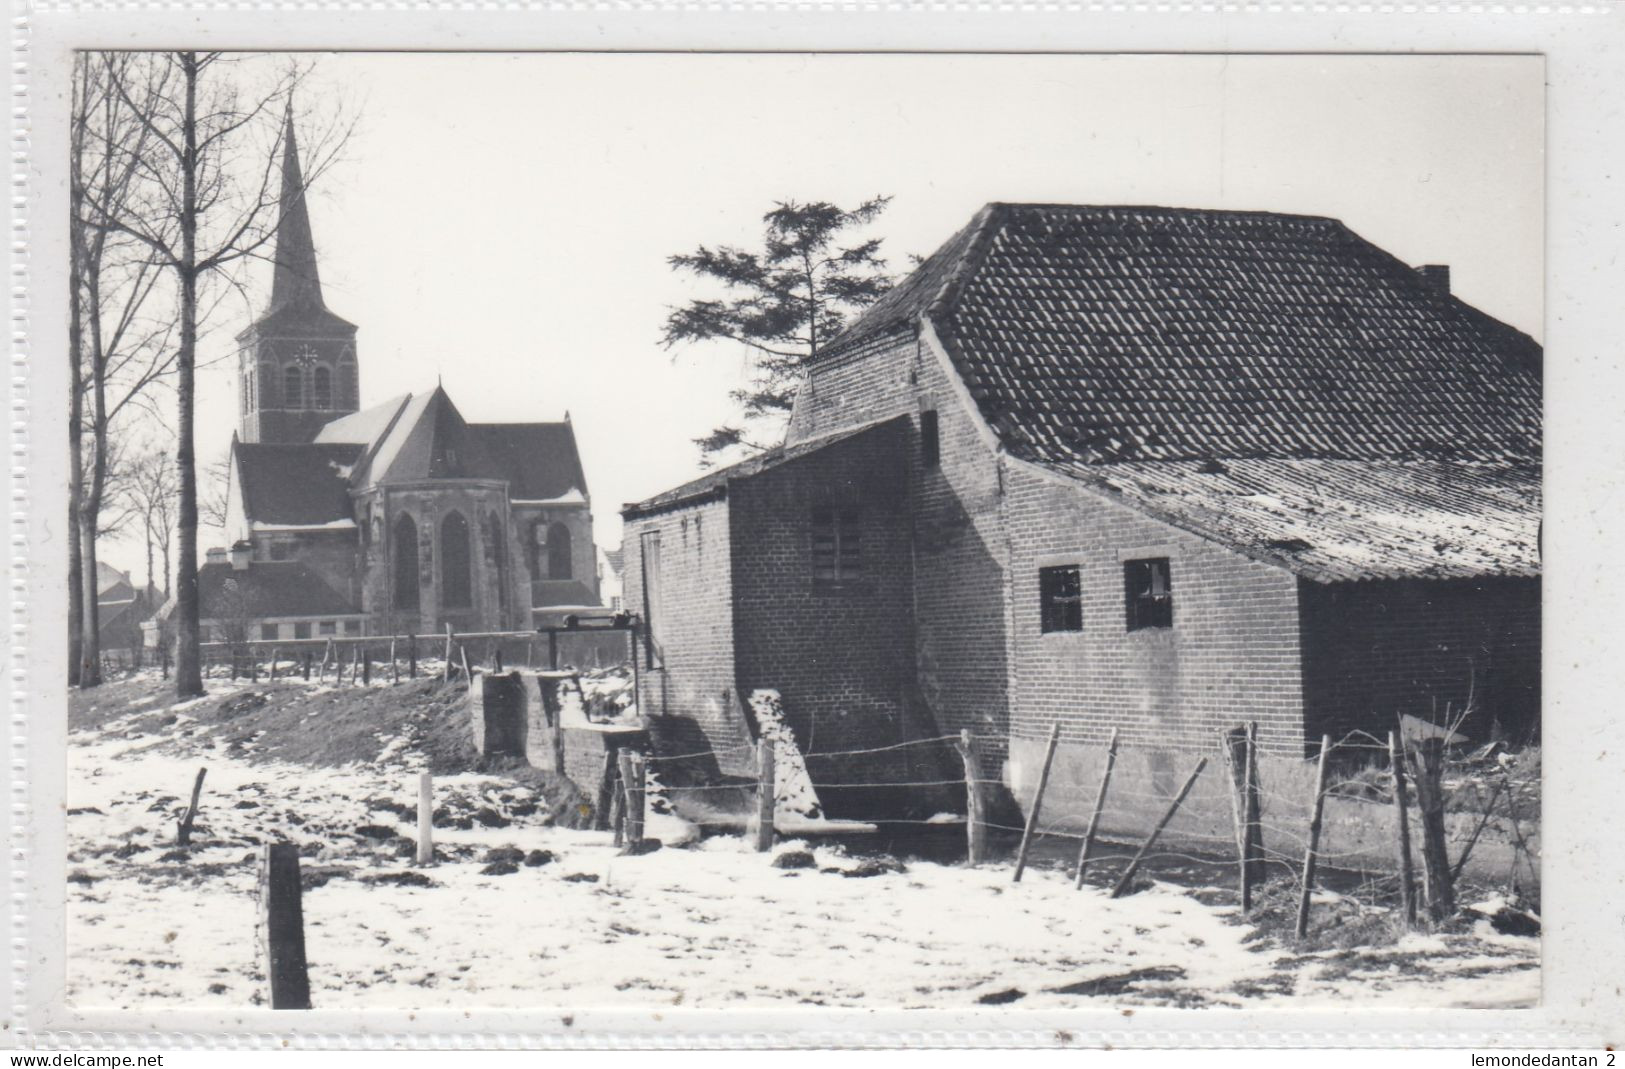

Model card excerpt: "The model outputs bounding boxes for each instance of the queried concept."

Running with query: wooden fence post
[1389,729,1418,927]
[494,647,504,673]
[260,844,312,1009]
[549,631,560,671]
[443,625,454,682]
[1294,734,1333,939]
[175,767,207,846]
[408,633,418,678]
[1244,722,1265,890]
[1013,721,1062,882]
[390,637,399,683]
[301,652,311,680]
[1074,728,1119,888]
[619,751,647,851]
[361,647,371,685]
[1223,726,1251,909]
[610,768,628,848]
[460,644,473,682]
[751,736,777,852]
[594,750,619,830]
[417,771,434,866]
[268,648,280,680]
[956,730,987,866]
[1110,757,1208,899]
[1409,735,1456,922]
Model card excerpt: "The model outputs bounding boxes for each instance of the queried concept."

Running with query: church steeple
[268,109,324,314]
[235,107,360,445]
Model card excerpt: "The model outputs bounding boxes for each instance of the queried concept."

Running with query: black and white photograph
[35,45,1566,1020]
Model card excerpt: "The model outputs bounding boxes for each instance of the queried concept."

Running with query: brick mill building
[622,203,1541,818]
[153,116,600,647]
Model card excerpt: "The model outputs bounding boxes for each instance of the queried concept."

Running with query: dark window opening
[393,513,420,611]
[319,621,337,636]
[921,409,940,468]
[1039,565,1083,633]
[260,623,279,641]
[269,540,293,561]
[1124,557,1174,631]
[343,620,362,635]
[811,507,862,582]
[440,511,473,609]
[283,365,303,409]
[312,366,333,409]
[547,522,573,580]
[293,621,311,640]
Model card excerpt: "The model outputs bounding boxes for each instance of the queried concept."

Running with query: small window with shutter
[1124,558,1174,631]
[811,507,862,583]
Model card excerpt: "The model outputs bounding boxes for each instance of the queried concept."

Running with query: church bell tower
[236,112,359,444]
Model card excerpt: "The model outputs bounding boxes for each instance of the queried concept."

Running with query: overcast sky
[98,52,1543,584]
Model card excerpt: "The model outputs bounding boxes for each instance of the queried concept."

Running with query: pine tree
[660,198,894,461]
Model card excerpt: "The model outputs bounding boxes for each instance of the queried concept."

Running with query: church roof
[197,561,360,619]
[467,423,587,502]
[823,203,1541,467]
[235,441,363,526]
[313,395,411,446]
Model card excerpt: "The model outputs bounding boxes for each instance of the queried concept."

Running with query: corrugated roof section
[1052,457,1540,582]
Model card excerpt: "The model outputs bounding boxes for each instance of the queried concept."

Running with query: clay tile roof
[824,203,1541,467]
[197,561,359,619]
[235,442,363,526]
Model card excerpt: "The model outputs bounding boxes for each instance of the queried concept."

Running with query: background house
[622,203,1541,819]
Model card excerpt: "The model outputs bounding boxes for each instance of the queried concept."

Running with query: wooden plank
[416,771,434,866]
[956,730,987,866]
[1110,757,1208,899]
[1389,729,1418,927]
[752,737,776,852]
[1410,735,1456,921]
[1012,721,1062,882]
[1073,728,1119,888]
[175,767,207,847]
[1294,734,1333,938]
[260,844,312,1009]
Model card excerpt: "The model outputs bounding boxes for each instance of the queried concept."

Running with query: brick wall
[1003,463,1308,764]
[1299,576,1541,745]
[728,418,953,816]
[622,497,756,776]
[791,331,1014,771]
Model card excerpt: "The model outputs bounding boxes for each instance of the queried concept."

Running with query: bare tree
[70,53,175,687]
[121,446,178,601]
[198,452,232,533]
[81,51,352,698]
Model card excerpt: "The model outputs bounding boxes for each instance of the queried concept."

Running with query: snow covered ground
[65,675,1538,1011]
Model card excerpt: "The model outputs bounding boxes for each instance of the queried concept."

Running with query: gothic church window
[284,365,304,409]
[393,513,420,611]
[441,511,473,609]
[546,522,573,581]
[313,366,333,409]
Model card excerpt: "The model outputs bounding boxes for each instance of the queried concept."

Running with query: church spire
[268,108,324,312]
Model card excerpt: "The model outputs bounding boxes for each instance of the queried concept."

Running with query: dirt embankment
[70,672,584,822]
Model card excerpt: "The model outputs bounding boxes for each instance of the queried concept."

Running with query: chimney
[205,547,227,565]
[1418,264,1450,294]
[230,540,251,571]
